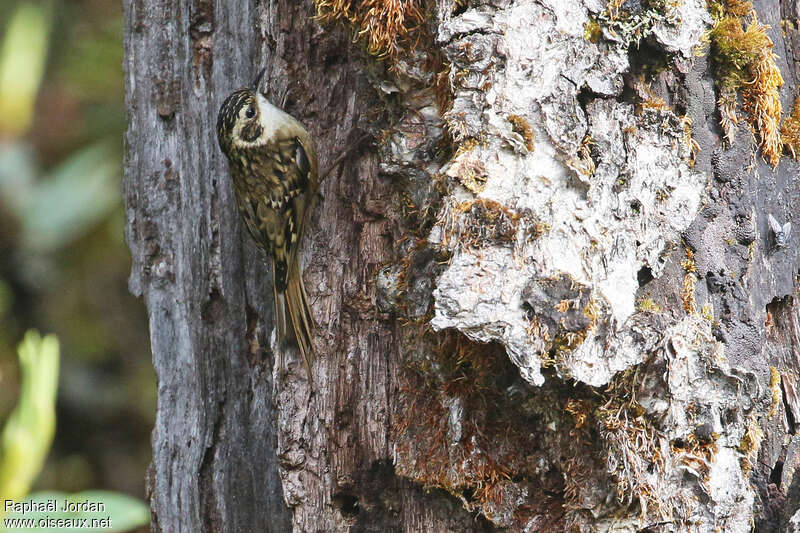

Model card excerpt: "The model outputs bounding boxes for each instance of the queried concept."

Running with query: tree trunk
[124,0,800,531]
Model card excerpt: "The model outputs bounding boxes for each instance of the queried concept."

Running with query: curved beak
[250,68,267,95]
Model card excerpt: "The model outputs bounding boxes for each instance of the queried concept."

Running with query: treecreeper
[216,76,317,386]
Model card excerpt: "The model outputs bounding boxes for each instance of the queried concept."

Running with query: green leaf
[0,331,59,504]
[0,2,53,136]
[0,141,120,252]
[20,142,119,251]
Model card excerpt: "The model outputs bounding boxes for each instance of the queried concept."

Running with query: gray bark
[124,0,800,531]
[123,0,291,530]
[123,0,485,531]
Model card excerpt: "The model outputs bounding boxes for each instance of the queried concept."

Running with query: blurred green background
[0,0,154,521]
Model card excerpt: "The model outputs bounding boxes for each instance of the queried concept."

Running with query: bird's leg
[320,130,373,183]
[280,86,292,109]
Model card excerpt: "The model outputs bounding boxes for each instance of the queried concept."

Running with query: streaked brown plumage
[217,87,317,384]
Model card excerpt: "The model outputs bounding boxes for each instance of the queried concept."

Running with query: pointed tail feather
[273,281,288,373]
[273,258,314,385]
[286,259,314,384]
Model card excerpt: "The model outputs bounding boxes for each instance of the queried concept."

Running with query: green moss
[636,298,662,313]
[584,19,602,43]
[708,2,784,164]
[709,15,763,95]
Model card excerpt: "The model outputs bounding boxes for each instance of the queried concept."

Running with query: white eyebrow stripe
[232,94,282,148]
[231,93,310,155]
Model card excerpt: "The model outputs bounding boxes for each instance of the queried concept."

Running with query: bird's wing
[236,136,313,292]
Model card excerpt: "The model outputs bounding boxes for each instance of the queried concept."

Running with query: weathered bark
[123,1,290,530]
[123,0,487,531]
[124,0,800,531]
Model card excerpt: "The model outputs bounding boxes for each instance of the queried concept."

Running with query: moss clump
[781,97,800,158]
[507,114,535,152]
[708,3,784,165]
[720,0,754,17]
[636,298,662,313]
[738,414,764,473]
[564,369,679,522]
[595,0,680,47]
[640,94,669,112]
[454,137,479,158]
[680,115,700,167]
[679,248,699,315]
[768,366,781,417]
[456,199,520,246]
[670,432,718,479]
[436,196,547,252]
[314,0,426,63]
[524,277,598,373]
[584,18,602,43]
[605,0,626,21]
[395,332,566,528]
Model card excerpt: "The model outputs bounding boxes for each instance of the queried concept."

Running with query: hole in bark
[452,0,469,16]
[637,266,654,287]
[770,460,784,485]
[577,84,594,111]
[334,492,360,517]
[785,391,797,435]
[323,51,344,68]
[201,288,225,323]
[706,271,727,294]
[627,37,672,79]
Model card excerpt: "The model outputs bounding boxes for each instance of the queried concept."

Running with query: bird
[216,77,317,385]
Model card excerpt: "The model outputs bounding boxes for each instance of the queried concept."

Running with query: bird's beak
[251,68,267,95]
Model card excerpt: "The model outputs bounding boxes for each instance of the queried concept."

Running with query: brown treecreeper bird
[216,80,317,384]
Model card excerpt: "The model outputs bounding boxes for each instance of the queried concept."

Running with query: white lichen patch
[431,244,548,385]
[651,0,712,57]
[431,0,708,387]
[397,0,769,531]
[658,316,758,532]
[707,447,754,531]
[567,315,760,532]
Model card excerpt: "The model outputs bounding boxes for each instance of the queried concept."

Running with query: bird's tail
[273,258,314,385]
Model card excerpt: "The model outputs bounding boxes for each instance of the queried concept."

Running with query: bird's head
[217,68,282,153]
[216,87,264,154]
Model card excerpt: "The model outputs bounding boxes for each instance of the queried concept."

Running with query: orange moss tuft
[741,18,783,166]
[395,331,567,528]
[314,0,426,63]
[709,8,784,165]
[781,96,800,158]
[507,114,535,151]
[681,248,698,315]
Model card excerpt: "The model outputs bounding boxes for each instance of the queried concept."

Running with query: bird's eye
[245,106,256,119]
